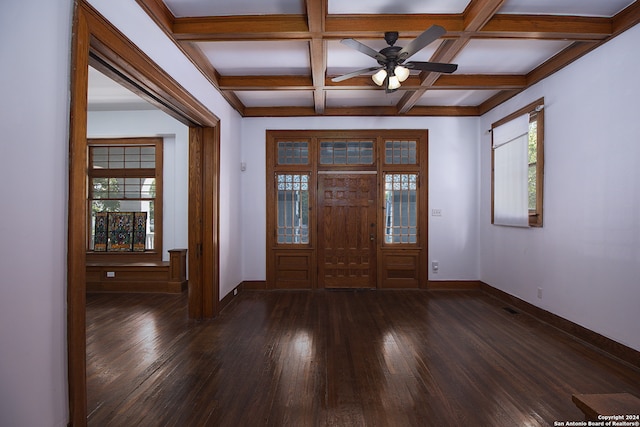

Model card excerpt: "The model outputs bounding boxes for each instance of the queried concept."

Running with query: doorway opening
[69,2,220,424]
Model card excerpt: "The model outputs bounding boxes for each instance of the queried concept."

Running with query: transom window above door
[277,141,309,165]
[319,140,374,165]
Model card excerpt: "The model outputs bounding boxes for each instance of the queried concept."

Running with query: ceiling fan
[331,25,458,93]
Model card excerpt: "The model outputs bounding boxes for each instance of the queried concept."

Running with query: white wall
[0,0,72,426]
[88,109,189,261]
[240,116,480,282]
[479,24,640,351]
[87,0,245,300]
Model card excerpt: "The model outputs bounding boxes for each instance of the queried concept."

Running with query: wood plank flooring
[86,290,640,426]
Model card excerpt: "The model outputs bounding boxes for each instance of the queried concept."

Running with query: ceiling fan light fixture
[372,69,387,86]
[394,65,410,82]
[388,75,401,90]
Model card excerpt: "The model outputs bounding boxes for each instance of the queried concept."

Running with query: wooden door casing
[266,130,429,292]
[318,174,377,288]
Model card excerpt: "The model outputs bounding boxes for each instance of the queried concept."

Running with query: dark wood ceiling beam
[433,74,526,89]
[306,0,327,114]
[324,14,616,41]
[219,75,314,90]
[463,0,508,31]
[612,1,640,35]
[242,105,480,117]
[178,41,221,87]
[478,90,521,115]
[326,75,422,89]
[173,15,310,41]
[171,13,621,42]
[406,106,480,117]
[526,41,598,87]
[244,106,318,117]
[325,14,463,35]
[136,0,175,32]
[481,15,611,40]
[309,42,326,116]
[324,74,527,90]
[219,73,525,91]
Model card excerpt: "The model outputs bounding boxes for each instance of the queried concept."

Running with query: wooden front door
[318,173,377,288]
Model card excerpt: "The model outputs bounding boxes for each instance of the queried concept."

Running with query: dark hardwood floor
[86,290,640,426]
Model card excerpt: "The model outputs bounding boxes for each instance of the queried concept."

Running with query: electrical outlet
[106,271,115,278]
[233,288,238,296]
[432,261,439,274]
[537,287,543,299]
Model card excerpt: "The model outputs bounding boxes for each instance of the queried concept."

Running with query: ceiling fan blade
[331,67,381,83]
[398,25,447,61]
[406,61,458,73]
[340,38,387,62]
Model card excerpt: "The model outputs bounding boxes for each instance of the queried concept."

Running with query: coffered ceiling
[111,0,638,117]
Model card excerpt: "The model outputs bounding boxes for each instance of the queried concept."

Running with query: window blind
[493,113,529,227]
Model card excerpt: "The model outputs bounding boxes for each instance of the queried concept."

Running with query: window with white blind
[491,98,544,227]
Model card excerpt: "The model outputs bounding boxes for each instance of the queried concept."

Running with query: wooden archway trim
[188,126,220,319]
[69,2,220,425]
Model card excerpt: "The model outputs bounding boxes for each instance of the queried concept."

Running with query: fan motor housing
[378,46,403,66]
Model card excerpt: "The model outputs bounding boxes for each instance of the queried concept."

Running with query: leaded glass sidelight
[384,173,418,243]
[276,174,310,244]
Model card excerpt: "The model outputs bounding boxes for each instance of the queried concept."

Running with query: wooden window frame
[86,137,163,262]
[491,97,545,228]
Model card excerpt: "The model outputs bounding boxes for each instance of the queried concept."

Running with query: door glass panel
[276,174,309,244]
[384,173,418,243]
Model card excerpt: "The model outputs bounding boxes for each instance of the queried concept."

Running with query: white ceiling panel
[164,0,305,17]
[88,67,154,111]
[328,0,471,14]
[498,0,635,17]
[326,90,404,108]
[416,90,500,107]
[454,39,573,74]
[327,38,443,76]
[236,91,314,108]
[198,41,310,76]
